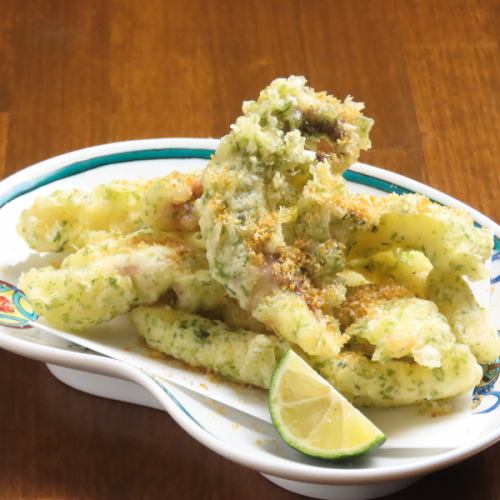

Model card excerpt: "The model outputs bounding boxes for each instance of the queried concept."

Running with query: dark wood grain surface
[0,1,498,498]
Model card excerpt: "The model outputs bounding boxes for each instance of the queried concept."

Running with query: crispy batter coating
[310,344,481,407]
[132,305,482,407]
[17,172,202,252]
[199,76,373,356]
[426,269,500,364]
[18,230,193,330]
[346,194,492,281]
[132,305,287,388]
[334,282,413,330]
[349,249,432,298]
[345,297,461,368]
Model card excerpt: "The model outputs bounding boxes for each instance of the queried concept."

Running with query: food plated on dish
[11,77,500,461]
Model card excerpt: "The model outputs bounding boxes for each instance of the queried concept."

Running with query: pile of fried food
[18,76,499,408]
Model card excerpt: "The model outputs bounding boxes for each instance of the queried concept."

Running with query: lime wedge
[269,349,385,460]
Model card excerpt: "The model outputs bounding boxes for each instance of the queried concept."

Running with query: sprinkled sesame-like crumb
[217,407,226,416]
[147,349,164,360]
[418,400,453,417]
[206,371,221,386]
[335,282,413,330]
[255,439,279,451]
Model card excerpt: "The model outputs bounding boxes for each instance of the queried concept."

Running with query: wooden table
[0,1,498,498]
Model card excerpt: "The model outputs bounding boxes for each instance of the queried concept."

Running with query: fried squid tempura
[19,226,268,334]
[15,76,497,408]
[293,163,492,281]
[17,171,202,252]
[18,231,199,330]
[426,269,500,364]
[132,305,481,407]
[349,250,432,298]
[199,76,373,357]
[198,76,492,360]
[346,194,492,281]
[132,306,287,389]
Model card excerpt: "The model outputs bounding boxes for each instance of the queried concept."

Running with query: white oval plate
[0,139,498,500]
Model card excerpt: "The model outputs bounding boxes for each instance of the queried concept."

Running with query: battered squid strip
[345,251,499,364]
[252,291,345,356]
[425,269,500,364]
[199,76,373,357]
[295,162,491,281]
[19,225,268,334]
[344,297,460,368]
[17,171,202,252]
[131,305,482,407]
[331,283,469,370]
[170,268,270,333]
[347,193,492,281]
[309,347,481,408]
[315,293,483,406]
[18,231,196,331]
[131,305,288,389]
[349,249,432,298]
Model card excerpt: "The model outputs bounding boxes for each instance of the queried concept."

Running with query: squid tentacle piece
[199,76,373,356]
